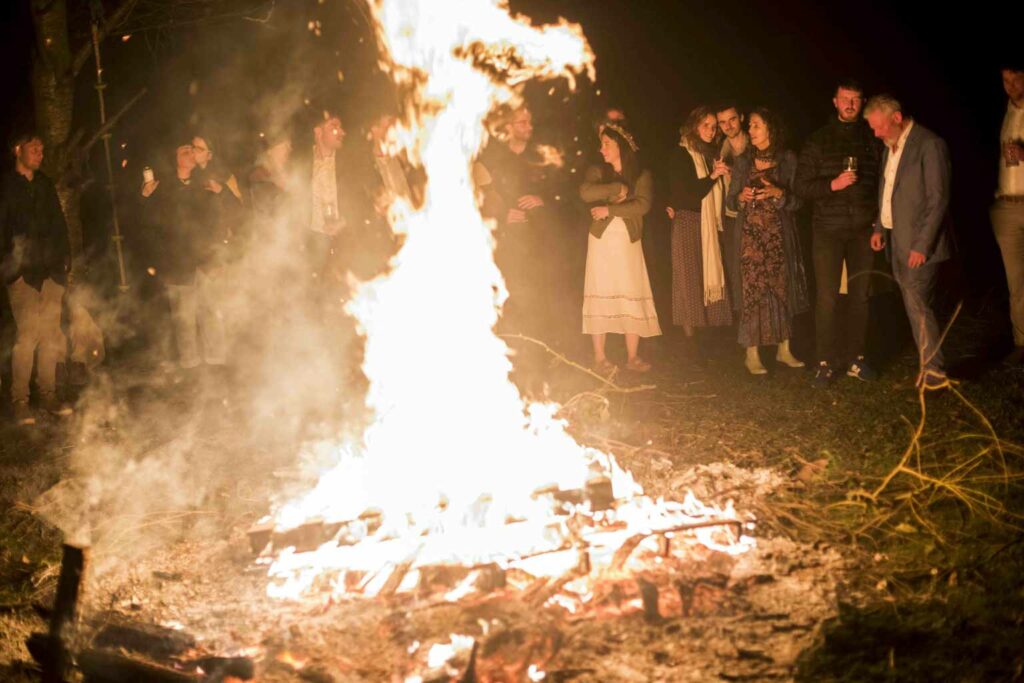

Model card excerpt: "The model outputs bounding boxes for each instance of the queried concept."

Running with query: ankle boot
[775,339,805,368]
[745,346,767,375]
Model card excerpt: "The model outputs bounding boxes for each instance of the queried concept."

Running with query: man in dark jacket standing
[0,132,70,424]
[795,80,882,386]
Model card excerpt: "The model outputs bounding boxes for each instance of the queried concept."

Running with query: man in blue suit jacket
[864,95,952,388]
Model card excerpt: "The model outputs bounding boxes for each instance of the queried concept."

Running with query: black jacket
[794,118,882,233]
[142,176,222,285]
[668,146,717,212]
[0,170,69,290]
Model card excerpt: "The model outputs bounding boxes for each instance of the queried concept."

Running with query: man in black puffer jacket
[796,79,883,387]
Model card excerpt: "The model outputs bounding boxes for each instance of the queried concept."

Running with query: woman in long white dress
[579,123,661,374]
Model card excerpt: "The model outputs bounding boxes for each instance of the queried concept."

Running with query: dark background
[0,0,1018,306]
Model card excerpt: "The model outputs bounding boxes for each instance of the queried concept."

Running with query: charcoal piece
[91,617,196,659]
[186,655,255,679]
[636,578,662,624]
[585,477,614,511]
[78,648,199,682]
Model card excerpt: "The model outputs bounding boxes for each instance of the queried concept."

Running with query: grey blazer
[875,122,952,264]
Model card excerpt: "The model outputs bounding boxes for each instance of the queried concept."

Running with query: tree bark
[30,0,82,263]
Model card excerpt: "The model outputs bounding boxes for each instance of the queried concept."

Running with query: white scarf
[683,141,726,305]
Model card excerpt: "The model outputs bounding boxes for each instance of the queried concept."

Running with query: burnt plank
[42,544,87,683]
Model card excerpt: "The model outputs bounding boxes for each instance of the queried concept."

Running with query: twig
[499,333,655,393]
[82,88,148,154]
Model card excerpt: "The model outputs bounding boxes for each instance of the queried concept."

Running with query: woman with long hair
[726,108,810,375]
[667,106,733,357]
[579,123,661,373]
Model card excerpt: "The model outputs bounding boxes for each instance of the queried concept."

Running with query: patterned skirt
[582,218,661,337]
[670,210,733,328]
[738,200,790,347]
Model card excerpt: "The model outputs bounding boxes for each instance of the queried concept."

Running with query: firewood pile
[24,466,844,681]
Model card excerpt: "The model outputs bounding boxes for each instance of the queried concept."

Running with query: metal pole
[91,21,130,292]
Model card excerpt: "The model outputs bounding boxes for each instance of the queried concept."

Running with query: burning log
[90,613,196,660]
[77,649,201,683]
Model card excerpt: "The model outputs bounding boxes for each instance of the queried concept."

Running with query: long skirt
[738,198,791,347]
[671,209,733,328]
[582,218,661,337]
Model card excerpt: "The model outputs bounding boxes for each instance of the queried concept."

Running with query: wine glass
[843,156,858,173]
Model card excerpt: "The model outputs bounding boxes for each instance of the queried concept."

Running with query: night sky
[0,0,1018,290]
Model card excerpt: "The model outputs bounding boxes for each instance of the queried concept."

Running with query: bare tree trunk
[30,0,82,264]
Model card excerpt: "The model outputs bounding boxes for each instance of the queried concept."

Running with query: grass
[0,292,1022,680]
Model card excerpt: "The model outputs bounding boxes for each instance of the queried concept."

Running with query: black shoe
[847,356,879,382]
[1002,346,1024,366]
[812,361,835,388]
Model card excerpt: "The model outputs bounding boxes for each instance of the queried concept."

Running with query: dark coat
[141,176,223,285]
[794,118,882,234]
[667,146,717,212]
[0,170,69,290]
[726,149,811,316]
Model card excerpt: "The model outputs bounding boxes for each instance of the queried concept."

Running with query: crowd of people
[576,67,1023,389]
[1,64,1022,428]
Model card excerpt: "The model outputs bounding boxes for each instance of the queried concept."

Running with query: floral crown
[601,122,639,152]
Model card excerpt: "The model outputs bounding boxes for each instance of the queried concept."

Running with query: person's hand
[830,170,857,191]
[710,159,730,180]
[517,194,544,210]
[141,179,159,197]
[908,250,927,268]
[507,208,528,224]
[870,232,886,252]
[591,205,610,220]
[756,177,783,201]
[665,206,675,220]
[739,186,755,205]
[204,178,223,194]
[610,183,628,204]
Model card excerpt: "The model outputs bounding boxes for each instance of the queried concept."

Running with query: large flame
[264,0,751,602]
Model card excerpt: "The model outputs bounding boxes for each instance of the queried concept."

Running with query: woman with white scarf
[666,107,733,362]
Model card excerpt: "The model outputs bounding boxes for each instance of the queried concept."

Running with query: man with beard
[716,102,748,310]
[795,80,882,387]
[0,131,70,425]
[478,105,559,342]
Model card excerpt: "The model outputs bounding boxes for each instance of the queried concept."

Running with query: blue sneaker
[813,361,835,388]
[846,356,878,382]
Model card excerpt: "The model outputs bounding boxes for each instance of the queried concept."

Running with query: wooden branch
[72,0,140,79]
[499,333,655,393]
[82,88,148,154]
[42,544,87,683]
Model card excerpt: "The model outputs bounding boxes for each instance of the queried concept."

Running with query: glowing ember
[262,0,753,605]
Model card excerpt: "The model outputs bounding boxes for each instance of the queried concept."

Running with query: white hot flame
[266,0,751,601]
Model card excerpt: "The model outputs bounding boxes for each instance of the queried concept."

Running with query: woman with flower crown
[579,123,661,374]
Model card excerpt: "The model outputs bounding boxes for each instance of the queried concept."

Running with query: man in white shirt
[865,95,952,389]
[991,64,1024,364]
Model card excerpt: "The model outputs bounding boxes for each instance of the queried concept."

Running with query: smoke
[33,7,386,574]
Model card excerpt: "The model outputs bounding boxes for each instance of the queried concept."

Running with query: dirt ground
[1,292,1023,682]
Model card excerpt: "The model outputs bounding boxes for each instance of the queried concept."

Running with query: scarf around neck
[681,140,726,305]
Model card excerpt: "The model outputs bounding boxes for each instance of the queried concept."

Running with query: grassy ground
[1,292,1022,681]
